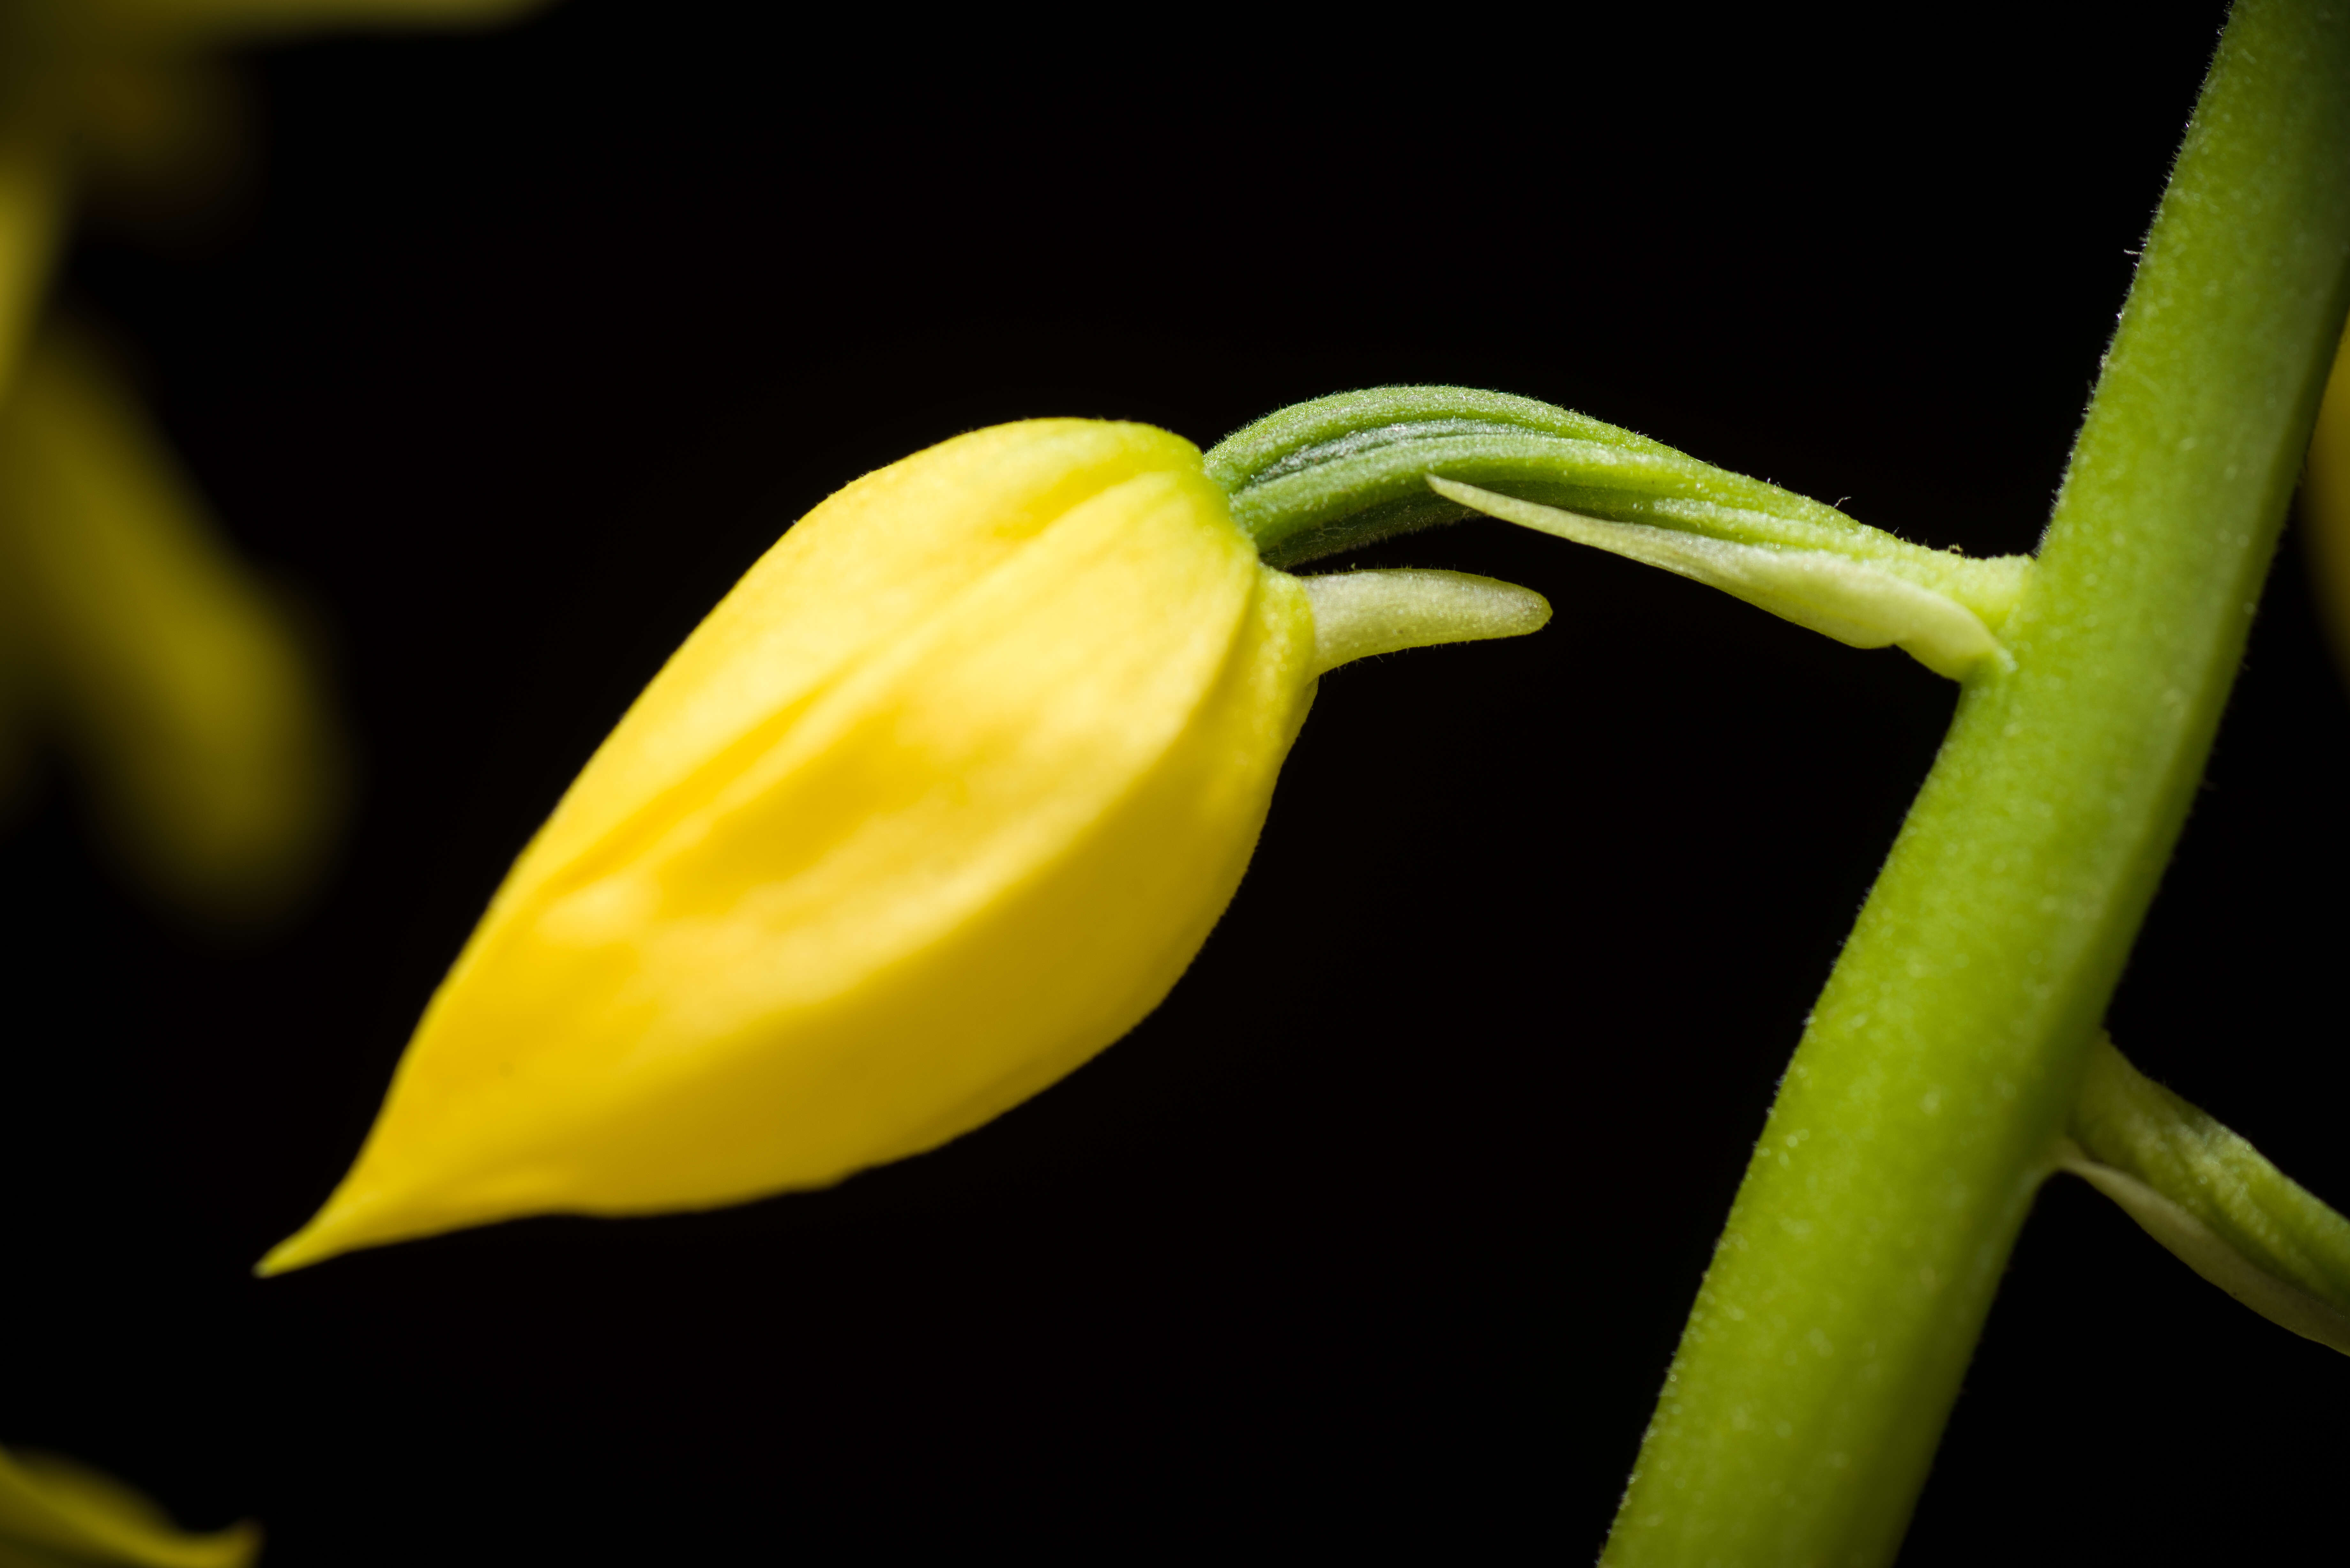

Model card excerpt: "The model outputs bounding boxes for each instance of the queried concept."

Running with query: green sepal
[1292,566,1550,676]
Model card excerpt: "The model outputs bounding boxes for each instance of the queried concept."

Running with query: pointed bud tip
[253,1190,384,1277]
[253,1227,331,1278]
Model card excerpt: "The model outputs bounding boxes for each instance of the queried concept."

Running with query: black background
[5,1,2343,1561]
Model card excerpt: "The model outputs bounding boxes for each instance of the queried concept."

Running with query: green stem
[1603,3,2350,1562]
[1202,387,2029,624]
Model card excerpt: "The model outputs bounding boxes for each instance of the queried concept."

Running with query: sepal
[1297,567,1549,676]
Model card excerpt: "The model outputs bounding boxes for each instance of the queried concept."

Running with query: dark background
[4,1,2340,1561]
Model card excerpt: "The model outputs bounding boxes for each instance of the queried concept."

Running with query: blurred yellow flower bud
[2304,316,2350,678]
[0,1443,258,1568]
[263,419,1549,1271]
[0,0,546,922]
[0,325,345,921]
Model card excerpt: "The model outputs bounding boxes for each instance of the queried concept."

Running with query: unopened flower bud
[263,419,1548,1271]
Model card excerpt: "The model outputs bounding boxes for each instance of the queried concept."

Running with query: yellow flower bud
[265,418,1549,1272]
[262,424,1289,1269]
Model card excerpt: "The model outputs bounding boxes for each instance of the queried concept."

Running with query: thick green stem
[1603,4,2350,1563]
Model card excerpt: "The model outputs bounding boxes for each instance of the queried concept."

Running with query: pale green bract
[1427,477,2014,680]
[2065,1036,2350,1356]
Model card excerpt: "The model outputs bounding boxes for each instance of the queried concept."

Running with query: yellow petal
[265,422,1319,1271]
[0,1445,257,1568]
